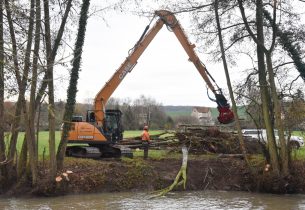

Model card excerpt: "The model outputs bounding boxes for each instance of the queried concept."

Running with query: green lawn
[4,131,62,157]
[132,149,171,160]
[290,131,305,159]
[291,147,305,160]
[5,130,165,157]
[292,131,305,138]
[6,130,305,160]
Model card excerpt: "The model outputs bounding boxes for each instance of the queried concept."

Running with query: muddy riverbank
[3,155,305,197]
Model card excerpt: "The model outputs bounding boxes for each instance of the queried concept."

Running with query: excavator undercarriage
[66,144,133,159]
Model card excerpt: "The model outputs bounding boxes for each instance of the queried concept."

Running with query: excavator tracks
[65,145,133,159]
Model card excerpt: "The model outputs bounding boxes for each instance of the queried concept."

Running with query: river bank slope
[3,154,305,197]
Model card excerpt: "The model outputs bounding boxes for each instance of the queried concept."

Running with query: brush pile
[175,125,262,154]
[118,125,262,154]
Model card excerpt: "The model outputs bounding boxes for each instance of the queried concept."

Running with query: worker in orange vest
[141,125,150,159]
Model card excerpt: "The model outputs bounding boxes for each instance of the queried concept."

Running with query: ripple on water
[1,191,305,210]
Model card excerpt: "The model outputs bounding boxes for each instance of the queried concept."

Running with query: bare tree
[43,0,57,180]
[214,0,249,164]
[0,0,6,184]
[57,0,91,170]
[1,0,76,187]
[238,0,290,175]
[4,0,39,185]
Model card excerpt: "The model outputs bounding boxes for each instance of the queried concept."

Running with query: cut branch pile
[118,126,262,154]
[175,126,262,154]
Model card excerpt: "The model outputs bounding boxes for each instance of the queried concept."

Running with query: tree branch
[225,34,252,52]
[237,0,268,53]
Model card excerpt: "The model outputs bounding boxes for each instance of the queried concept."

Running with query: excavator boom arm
[155,10,216,92]
[94,19,164,125]
[94,10,234,126]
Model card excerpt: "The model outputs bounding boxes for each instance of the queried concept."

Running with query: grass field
[5,130,305,160]
[292,131,305,138]
[291,131,305,160]
[5,130,165,157]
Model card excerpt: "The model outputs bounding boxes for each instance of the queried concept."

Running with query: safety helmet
[143,125,148,130]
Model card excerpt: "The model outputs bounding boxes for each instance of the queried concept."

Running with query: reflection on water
[1,191,305,210]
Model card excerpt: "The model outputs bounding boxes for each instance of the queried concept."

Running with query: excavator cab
[86,110,124,143]
[103,110,124,143]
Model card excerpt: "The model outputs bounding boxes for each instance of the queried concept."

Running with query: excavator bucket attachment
[217,106,234,124]
[214,93,234,124]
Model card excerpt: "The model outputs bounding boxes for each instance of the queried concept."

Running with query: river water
[1,191,305,210]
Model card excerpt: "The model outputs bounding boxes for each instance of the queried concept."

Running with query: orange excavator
[65,10,234,158]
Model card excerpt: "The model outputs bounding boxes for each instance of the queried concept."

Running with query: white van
[241,129,304,148]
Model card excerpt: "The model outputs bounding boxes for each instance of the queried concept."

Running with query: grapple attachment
[215,93,234,124]
[217,106,234,124]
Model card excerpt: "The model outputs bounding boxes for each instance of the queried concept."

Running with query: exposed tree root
[151,146,188,198]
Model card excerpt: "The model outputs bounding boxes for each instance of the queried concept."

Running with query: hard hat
[143,125,148,130]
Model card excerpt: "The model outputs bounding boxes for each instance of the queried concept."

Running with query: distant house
[191,106,215,126]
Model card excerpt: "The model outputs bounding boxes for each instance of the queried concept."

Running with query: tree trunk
[19,0,42,184]
[36,99,44,158]
[57,0,91,170]
[43,0,57,179]
[238,0,280,174]
[17,136,27,180]
[265,53,289,175]
[5,0,37,184]
[35,0,73,110]
[0,0,7,183]
[255,0,280,174]
[26,0,41,168]
[214,0,249,165]
[22,0,38,185]
[4,0,38,184]
[4,0,22,174]
[6,0,39,185]
[17,0,42,183]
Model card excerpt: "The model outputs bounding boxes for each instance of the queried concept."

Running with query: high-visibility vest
[141,130,150,141]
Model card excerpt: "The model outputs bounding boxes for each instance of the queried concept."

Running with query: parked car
[241,129,304,149]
